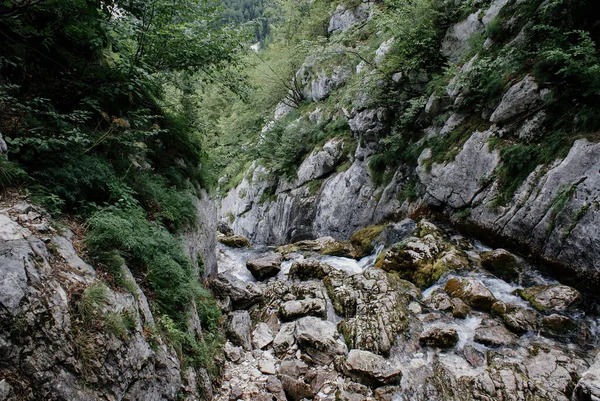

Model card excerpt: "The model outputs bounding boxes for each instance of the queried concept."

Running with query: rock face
[518,285,581,312]
[182,190,218,277]
[0,198,210,401]
[328,3,371,34]
[489,75,543,124]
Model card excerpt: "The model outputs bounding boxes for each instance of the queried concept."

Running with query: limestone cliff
[219,0,600,287]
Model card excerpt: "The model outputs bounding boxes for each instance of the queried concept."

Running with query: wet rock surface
[215,219,599,401]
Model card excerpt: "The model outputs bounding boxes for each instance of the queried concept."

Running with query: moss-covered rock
[375,229,469,289]
[349,224,386,258]
[517,285,581,313]
[480,248,521,282]
[288,260,332,281]
[319,240,357,258]
[218,234,252,248]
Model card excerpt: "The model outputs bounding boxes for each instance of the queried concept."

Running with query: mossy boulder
[288,260,332,281]
[375,234,469,289]
[218,234,251,248]
[480,249,521,281]
[517,285,581,313]
[319,240,356,258]
[445,277,496,312]
[540,314,578,338]
[349,224,386,258]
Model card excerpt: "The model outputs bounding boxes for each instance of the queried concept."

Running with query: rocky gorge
[2,0,600,399]
[212,218,600,401]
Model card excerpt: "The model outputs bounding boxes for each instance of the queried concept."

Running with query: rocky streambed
[212,219,600,401]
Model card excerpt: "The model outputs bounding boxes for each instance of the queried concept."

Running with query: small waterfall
[358,243,385,269]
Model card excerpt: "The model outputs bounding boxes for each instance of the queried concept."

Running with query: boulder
[441,11,484,63]
[328,3,370,34]
[452,298,471,319]
[279,298,326,321]
[288,260,332,281]
[227,311,252,351]
[210,273,263,310]
[480,249,520,281]
[252,323,274,350]
[217,221,235,236]
[419,327,459,349]
[295,317,348,364]
[473,322,517,347]
[343,349,402,387]
[540,314,578,338]
[273,322,297,356]
[280,375,315,401]
[279,359,308,377]
[218,234,252,248]
[490,75,542,124]
[247,253,282,281]
[491,301,537,334]
[517,284,581,312]
[573,354,600,401]
[445,277,497,311]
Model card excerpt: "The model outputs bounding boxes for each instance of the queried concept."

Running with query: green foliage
[78,282,109,322]
[86,206,197,326]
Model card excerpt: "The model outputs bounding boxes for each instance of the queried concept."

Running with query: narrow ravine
[212,219,600,401]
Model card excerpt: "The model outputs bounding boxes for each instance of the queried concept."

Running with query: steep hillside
[218,0,600,288]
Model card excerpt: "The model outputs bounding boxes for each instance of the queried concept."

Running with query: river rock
[445,277,497,311]
[480,249,520,281]
[295,317,348,364]
[218,234,251,248]
[228,311,253,351]
[343,349,402,387]
[419,327,459,349]
[252,323,274,350]
[211,272,263,310]
[452,297,471,319]
[540,314,578,338]
[247,253,282,281]
[473,321,517,347]
[279,359,309,377]
[288,260,332,281]
[217,221,235,236]
[491,301,537,334]
[574,354,600,401]
[279,298,326,321]
[329,269,413,356]
[518,284,581,312]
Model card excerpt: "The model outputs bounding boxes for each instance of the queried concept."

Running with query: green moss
[350,224,386,257]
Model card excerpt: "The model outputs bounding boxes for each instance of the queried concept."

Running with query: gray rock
[0,133,7,154]
[211,272,263,310]
[574,354,600,401]
[228,311,253,351]
[183,190,218,277]
[441,11,484,63]
[473,322,517,347]
[247,253,282,281]
[344,349,402,387]
[328,3,370,33]
[419,327,459,349]
[445,277,497,311]
[540,314,578,338]
[518,284,581,312]
[295,317,348,364]
[279,359,308,377]
[490,75,542,124]
[417,129,500,209]
[252,323,274,350]
[0,379,11,400]
[491,301,537,334]
[225,342,243,362]
[281,375,315,401]
[259,359,277,375]
[273,322,297,355]
[375,38,394,65]
[516,110,547,140]
[279,298,326,321]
